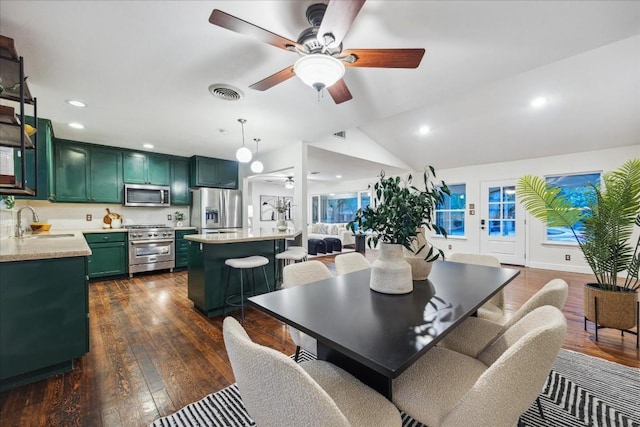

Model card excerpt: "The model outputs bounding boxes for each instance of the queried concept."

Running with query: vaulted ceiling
[1,1,638,180]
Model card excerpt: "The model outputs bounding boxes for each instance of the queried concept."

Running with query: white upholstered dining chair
[223,317,402,427]
[282,260,333,361]
[447,252,505,321]
[335,252,370,275]
[438,278,569,358]
[393,305,567,427]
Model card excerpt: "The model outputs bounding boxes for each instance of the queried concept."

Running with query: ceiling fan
[209,0,425,104]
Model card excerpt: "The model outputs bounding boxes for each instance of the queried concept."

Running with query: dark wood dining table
[248,260,520,400]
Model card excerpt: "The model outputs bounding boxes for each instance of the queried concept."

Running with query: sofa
[307,222,355,247]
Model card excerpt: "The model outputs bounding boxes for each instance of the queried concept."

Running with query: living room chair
[282,260,333,361]
[223,317,402,427]
[447,252,505,321]
[335,252,370,275]
[438,278,569,358]
[392,306,567,427]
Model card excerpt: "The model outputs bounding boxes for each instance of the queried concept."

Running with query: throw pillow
[317,223,328,234]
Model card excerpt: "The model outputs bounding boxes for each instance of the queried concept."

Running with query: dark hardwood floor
[1,253,638,426]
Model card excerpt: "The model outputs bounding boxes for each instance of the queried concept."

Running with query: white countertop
[185,228,301,244]
[0,231,92,262]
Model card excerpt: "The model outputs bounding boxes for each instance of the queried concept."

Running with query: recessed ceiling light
[68,122,84,129]
[531,97,548,108]
[419,125,431,135]
[336,174,342,179]
[66,99,87,108]
[143,143,154,149]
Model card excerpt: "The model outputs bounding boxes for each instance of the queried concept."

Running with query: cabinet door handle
[103,236,110,241]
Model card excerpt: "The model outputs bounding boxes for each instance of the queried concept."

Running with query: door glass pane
[503,220,516,237]
[488,204,501,219]
[503,203,515,219]
[488,187,501,202]
[502,186,516,202]
[489,221,501,236]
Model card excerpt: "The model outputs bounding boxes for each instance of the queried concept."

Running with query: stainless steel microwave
[124,184,170,207]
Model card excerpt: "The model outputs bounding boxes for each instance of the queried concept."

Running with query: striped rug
[151,349,640,427]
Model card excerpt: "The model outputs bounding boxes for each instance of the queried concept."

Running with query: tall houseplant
[516,158,640,342]
[348,167,450,293]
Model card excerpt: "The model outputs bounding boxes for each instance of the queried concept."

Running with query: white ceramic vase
[403,229,434,280]
[370,243,413,294]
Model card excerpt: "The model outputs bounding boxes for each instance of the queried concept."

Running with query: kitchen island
[0,231,91,391]
[185,228,301,317]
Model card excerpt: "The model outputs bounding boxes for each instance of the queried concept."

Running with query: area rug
[150,349,640,427]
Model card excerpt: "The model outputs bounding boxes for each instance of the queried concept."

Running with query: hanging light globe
[251,160,264,173]
[236,146,252,163]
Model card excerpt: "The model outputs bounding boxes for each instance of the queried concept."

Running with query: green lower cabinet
[0,256,89,391]
[85,232,127,279]
[175,229,196,268]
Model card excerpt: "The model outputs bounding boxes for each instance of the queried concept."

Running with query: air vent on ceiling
[208,84,244,101]
[333,130,346,139]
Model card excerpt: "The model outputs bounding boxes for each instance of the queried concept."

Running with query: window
[435,184,466,236]
[545,172,600,242]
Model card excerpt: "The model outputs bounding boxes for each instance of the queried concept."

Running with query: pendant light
[235,118,252,163]
[250,138,264,173]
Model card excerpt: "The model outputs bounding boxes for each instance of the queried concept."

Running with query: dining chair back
[223,317,402,427]
[282,260,333,360]
[447,252,504,321]
[335,252,370,275]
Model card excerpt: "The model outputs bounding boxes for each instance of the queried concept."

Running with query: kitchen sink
[20,233,76,239]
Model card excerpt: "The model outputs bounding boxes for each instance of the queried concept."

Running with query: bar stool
[223,255,270,323]
[275,247,308,287]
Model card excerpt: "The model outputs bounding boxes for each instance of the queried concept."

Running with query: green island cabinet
[123,152,170,185]
[84,232,128,279]
[170,157,190,205]
[54,140,123,203]
[0,256,89,391]
[175,229,197,268]
[190,155,238,189]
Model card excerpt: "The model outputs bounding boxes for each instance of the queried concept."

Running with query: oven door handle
[130,239,175,245]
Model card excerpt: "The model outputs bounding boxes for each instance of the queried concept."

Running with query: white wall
[430,145,640,273]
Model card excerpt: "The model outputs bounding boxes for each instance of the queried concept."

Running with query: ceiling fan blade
[340,48,425,68]
[209,9,302,52]
[317,0,366,47]
[327,79,353,104]
[249,65,296,91]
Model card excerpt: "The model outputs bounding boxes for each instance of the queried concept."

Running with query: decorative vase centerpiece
[174,211,185,227]
[348,167,450,294]
[517,158,640,345]
[272,198,291,231]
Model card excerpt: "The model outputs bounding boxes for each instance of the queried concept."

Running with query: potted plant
[516,158,640,344]
[348,167,450,294]
[174,211,185,227]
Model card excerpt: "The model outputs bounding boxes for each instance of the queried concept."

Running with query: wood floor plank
[1,254,638,427]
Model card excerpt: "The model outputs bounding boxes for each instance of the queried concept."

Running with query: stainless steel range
[127,225,175,277]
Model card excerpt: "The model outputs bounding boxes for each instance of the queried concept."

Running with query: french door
[480,180,526,265]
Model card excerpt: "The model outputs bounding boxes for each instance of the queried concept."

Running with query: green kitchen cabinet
[0,256,89,391]
[190,155,238,189]
[123,152,170,185]
[84,232,127,279]
[54,141,122,203]
[175,228,197,268]
[170,157,190,205]
[14,117,54,201]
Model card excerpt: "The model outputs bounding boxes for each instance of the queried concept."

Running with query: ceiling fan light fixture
[294,54,345,92]
[235,118,252,163]
[284,177,295,189]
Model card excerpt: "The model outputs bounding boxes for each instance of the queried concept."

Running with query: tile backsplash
[1,200,190,239]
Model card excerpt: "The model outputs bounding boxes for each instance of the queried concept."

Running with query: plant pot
[584,283,638,330]
[405,256,433,280]
[370,243,413,294]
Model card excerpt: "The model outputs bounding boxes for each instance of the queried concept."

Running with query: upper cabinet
[54,140,122,203]
[123,152,170,185]
[170,157,190,205]
[0,35,37,196]
[190,156,238,189]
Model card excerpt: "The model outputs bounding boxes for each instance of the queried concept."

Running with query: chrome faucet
[15,206,40,237]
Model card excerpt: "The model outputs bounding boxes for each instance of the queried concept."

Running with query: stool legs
[223,265,272,323]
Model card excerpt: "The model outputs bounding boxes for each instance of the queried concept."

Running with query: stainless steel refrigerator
[191,188,242,231]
